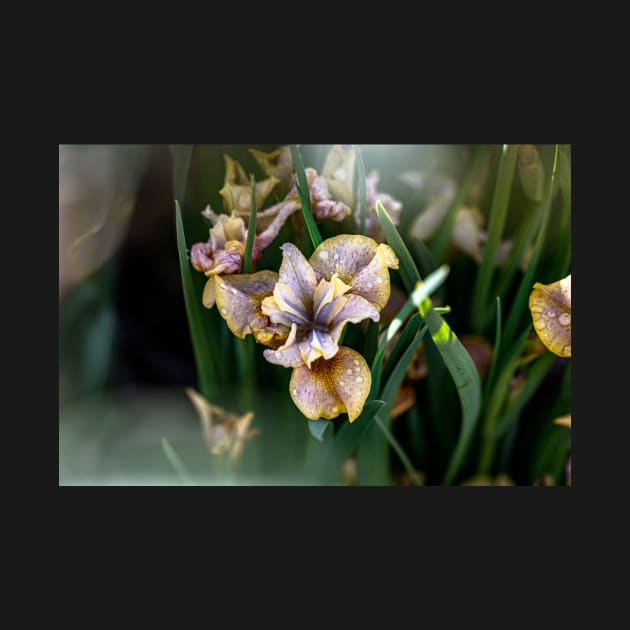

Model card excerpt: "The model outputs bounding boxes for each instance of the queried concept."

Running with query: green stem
[243,175,257,274]
[478,328,530,474]
[471,144,519,333]
[373,415,423,485]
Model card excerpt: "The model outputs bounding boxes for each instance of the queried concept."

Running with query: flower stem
[373,414,422,485]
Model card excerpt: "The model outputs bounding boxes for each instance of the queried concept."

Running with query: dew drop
[353,360,359,366]
[332,406,339,414]
[231,288,238,295]
[534,319,546,330]
[220,283,227,289]
[563,345,571,355]
[319,250,329,260]
[340,380,346,387]
[292,389,298,396]
[221,308,228,315]
[558,313,571,326]
[376,277,384,284]
[346,369,353,375]
[367,282,373,289]
[356,376,364,383]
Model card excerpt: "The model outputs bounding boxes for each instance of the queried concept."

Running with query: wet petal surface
[289,346,372,422]
[214,270,279,339]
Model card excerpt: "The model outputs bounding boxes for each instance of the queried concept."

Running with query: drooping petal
[252,200,299,256]
[219,154,280,213]
[214,270,279,339]
[277,242,318,312]
[321,145,356,206]
[289,346,371,422]
[202,276,216,308]
[529,274,571,357]
[327,294,380,342]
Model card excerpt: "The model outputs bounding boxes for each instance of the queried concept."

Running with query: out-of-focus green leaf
[169,145,193,204]
[309,400,385,484]
[471,144,519,333]
[355,144,367,235]
[308,419,332,442]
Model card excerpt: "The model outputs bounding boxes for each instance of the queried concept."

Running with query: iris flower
[214,235,399,421]
[186,388,259,459]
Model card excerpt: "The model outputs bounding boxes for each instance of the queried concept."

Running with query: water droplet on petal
[356,376,364,383]
[318,250,329,260]
[559,313,571,326]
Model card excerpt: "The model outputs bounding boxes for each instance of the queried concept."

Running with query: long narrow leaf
[313,400,386,484]
[373,414,423,485]
[369,265,450,400]
[376,200,420,293]
[354,144,367,236]
[243,174,257,274]
[471,144,519,333]
[169,145,193,205]
[175,200,220,401]
[359,324,428,486]
[381,325,428,410]
[290,144,323,251]
[381,313,423,386]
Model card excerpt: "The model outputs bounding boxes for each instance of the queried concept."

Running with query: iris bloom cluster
[189,146,402,422]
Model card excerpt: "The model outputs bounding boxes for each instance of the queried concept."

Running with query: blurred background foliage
[59,144,570,485]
